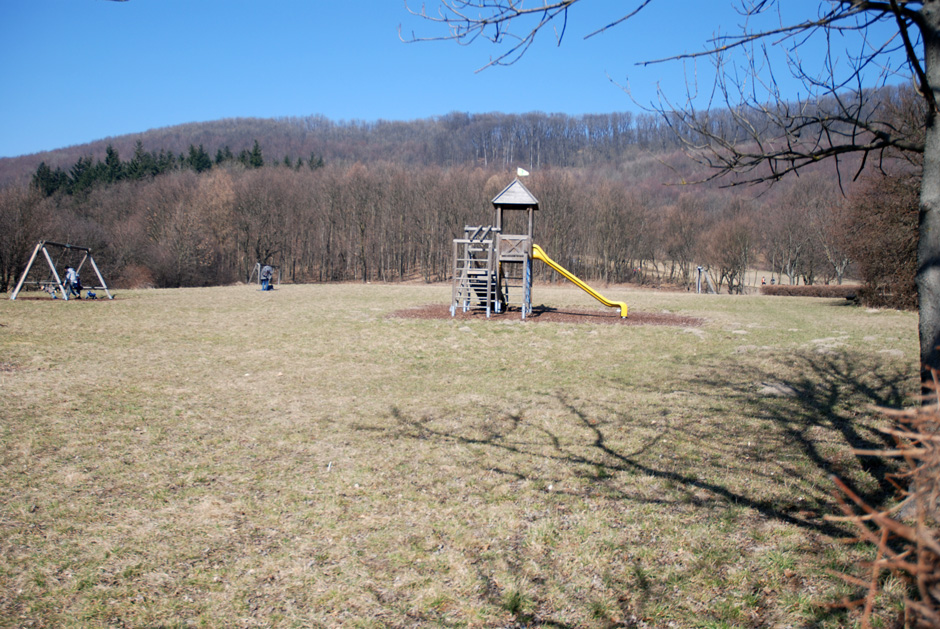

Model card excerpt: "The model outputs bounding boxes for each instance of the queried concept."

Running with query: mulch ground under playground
[391,303,704,326]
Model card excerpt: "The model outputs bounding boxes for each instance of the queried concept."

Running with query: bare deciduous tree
[660,193,709,285]
[0,186,49,293]
[846,169,920,308]
[706,199,757,294]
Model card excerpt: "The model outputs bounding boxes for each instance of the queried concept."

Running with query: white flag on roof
[516,167,530,177]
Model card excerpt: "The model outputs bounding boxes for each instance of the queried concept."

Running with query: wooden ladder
[451,226,500,316]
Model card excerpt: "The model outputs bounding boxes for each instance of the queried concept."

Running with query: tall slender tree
[127,141,154,180]
[104,144,124,183]
[249,140,264,169]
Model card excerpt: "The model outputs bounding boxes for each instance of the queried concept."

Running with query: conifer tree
[155,149,177,174]
[31,162,67,197]
[215,145,234,165]
[248,140,264,168]
[104,144,124,183]
[236,150,248,168]
[187,144,212,173]
[127,140,156,180]
[68,156,97,195]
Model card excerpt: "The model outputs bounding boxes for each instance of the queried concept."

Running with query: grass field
[0,283,920,627]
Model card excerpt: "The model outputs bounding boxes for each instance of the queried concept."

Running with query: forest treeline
[0,110,683,186]
[0,88,919,307]
[1,86,912,187]
[0,142,915,303]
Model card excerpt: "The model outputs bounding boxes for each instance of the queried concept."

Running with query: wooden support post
[451,240,459,316]
[11,243,41,299]
[10,242,43,300]
[522,256,532,319]
[76,251,89,275]
[87,255,114,299]
[41,246,68,300]
[486,240,493,318]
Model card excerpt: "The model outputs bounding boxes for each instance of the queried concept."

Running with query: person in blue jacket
[260,265,274,291]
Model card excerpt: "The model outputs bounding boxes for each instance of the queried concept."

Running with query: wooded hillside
[0,110,689,186]
[0,93,918,304]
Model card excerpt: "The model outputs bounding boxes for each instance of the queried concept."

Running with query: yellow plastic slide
[531,244,628,318]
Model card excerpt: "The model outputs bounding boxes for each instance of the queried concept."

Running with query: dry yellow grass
[0,283,919,627]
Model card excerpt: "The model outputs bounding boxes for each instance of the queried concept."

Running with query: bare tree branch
[401,0,582,71]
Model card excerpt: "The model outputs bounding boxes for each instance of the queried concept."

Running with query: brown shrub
[828,380,940,627]
[760,284,860,299]
[843,171,919,311]
[115,264,155,289]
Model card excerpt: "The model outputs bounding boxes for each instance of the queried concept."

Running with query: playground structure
[451,178,628,319]
[10,240,113,301]
[695,265,719,294]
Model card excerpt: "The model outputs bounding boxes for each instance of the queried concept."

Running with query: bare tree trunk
[919,134,940,386]
[918,10,940,391]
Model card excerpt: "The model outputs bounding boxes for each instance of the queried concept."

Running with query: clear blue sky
[0,1,907,158]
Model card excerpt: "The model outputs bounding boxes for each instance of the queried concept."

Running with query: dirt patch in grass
[391,303,704,326]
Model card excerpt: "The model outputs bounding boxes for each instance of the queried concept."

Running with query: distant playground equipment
[451,178,628,319]
[695,265,718,294]
[10,240,113,301]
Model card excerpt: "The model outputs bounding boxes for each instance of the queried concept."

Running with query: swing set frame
[9,240,113,301]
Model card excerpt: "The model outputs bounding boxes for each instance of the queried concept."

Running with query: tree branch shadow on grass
[390,349,910,536]
[682,349,910,512]
[375,349,912,625]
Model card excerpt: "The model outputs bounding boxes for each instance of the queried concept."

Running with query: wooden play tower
[451,177,628,319]
[451,178,539,318]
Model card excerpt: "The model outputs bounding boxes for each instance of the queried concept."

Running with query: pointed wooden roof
[491,178,539,210]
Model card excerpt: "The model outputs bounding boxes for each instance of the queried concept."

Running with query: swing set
[9,240,113,301]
